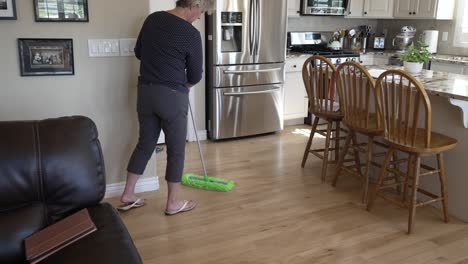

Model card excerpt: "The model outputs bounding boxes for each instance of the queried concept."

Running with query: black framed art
[0,0,17,20]
[34,0,89,22]
[18,38,74,76]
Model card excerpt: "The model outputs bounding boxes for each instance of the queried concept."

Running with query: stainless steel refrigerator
[206,0,288,140]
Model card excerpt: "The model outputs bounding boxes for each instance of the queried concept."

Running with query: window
[454,0,468,47]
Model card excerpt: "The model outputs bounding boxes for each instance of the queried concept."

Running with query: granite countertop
[363,50,468,65]
[366,65,468,101]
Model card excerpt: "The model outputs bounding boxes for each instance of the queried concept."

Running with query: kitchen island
[365,65,468,222]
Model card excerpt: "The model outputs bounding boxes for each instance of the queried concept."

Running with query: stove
[288,31,361,65]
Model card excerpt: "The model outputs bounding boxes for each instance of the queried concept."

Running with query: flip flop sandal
[117,198,146,212]
[165,200,196,216]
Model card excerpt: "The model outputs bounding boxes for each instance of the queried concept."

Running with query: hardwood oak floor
[107,125,468,264]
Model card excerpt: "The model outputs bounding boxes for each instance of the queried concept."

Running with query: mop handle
[188,100,208,180]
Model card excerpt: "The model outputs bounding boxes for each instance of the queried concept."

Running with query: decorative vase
[403,61,424,73]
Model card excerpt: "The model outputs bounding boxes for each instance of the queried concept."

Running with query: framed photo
[18,38,74,76]
[0,0,17,20]
[34,0,89,22]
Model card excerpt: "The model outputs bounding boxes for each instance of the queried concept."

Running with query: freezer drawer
[214,63,285,88]
[209,85,283,140]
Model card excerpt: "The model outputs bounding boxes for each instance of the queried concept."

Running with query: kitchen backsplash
[289,16,468,57]
[288,16,379,33]
[376,19,468,56]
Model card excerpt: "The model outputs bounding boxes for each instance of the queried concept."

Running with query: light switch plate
[88,39,120,57]
[119,38,137,57]
[442,32,449,41]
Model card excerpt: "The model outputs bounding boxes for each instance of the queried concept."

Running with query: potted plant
[400,43,431,73]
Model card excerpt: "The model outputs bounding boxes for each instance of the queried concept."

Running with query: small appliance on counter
[373,36,386,50]
[392,26,416,52]
[421,30,439,54]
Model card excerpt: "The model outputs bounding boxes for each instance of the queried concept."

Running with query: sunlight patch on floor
[292,128,326,139]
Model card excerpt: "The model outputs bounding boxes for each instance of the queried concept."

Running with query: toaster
[373,36,385,50]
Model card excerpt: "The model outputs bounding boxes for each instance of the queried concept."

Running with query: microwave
[301,0,347,16]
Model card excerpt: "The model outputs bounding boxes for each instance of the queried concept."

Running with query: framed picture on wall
[34,0,89,22]
[0,0,17,20]
[18,38,74,76]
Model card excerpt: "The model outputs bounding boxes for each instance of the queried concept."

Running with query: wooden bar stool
[332,62,385,203]
[301,55,345,182]
[367,69,458,234]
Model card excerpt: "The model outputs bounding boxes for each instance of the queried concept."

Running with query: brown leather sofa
[0,116,142,264]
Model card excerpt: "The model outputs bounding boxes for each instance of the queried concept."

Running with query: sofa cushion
[42,203,142,264]
[38,117,106,222]
[0,203,47,264]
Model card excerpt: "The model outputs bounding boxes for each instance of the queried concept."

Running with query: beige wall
[0,0,153,184]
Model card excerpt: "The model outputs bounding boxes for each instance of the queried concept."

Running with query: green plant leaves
[400,42,431,63]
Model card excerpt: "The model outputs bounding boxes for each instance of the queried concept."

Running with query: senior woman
[119,0,207,215]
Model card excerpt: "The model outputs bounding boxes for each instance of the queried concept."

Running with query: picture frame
[18,38,74,76]
[0,0,17,20]
[34,0,89,22]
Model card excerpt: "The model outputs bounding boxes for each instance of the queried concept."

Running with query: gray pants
[127,82,188,183]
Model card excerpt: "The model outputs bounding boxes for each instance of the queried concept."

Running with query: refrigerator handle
[255,0,260,59]
[223,87,281,96]
[249,0,254,57]
[223,68,282,74]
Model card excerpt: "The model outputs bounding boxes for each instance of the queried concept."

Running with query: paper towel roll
[421,30,439,54]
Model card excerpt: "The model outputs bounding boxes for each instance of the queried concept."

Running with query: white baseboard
[197,130,207,141]
[105,177,159,198]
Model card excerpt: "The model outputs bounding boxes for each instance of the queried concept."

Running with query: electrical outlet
[442,32,449,41]
[119,38,137,57]
[88,39,120,57]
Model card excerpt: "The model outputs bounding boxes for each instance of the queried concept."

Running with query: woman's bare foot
[120,194,145,205]
[165,200,196,215]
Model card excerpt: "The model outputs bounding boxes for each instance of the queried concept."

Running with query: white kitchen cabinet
[393,0,455,19]
[360,54,390,66]
[360,54,374,66]
[284,57,308,120]
[345,0,364,18]
[373,54,390,65]
[430,61,464,74]
[346,0,393,18]
[288,0,301,17]
[363,0,394,18]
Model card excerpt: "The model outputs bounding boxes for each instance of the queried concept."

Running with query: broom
[181,101,234,192]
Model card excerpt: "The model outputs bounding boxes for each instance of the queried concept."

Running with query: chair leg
[332,132,352,187]
[301,116,320,168]
[351,132,362,178]
[362,137,374,204]
[367,147,395,211]
[408,154,421,234]
[437,153,450,223]
[321,121,333,182]
[335,121,341,162]
[402,154,414,204]
[393,151,402,195]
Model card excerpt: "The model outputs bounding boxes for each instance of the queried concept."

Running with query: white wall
[0,0,153,184]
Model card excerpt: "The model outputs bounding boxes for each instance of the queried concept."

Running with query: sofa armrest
[41,203,142,264]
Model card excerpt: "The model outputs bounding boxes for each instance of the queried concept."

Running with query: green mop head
[181,173,234,192]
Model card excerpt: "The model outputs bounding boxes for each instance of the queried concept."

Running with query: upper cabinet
[394,0,455,19]
[346,0,394,18]
[346,0,364,18]
[363,0,394,18]
[288,0,301,17]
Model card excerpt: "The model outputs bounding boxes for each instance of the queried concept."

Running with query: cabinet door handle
[409,12,412,15]
[413,12,416,15]
[364,11,367,15]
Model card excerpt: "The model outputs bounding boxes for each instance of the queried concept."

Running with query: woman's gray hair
[176,0,209,8]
